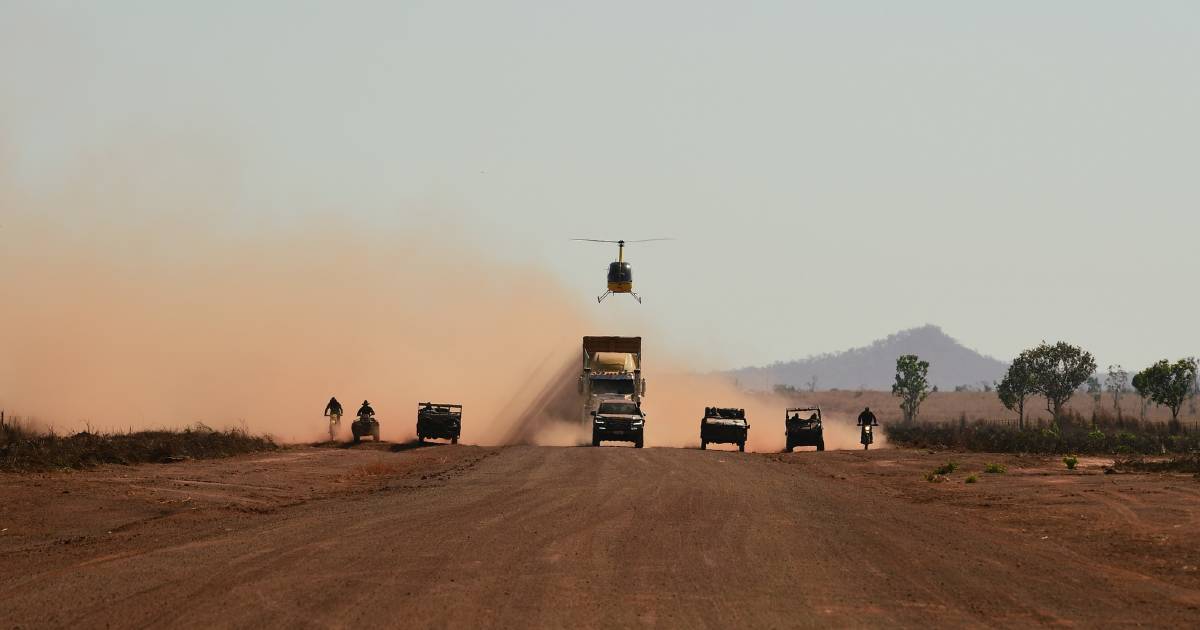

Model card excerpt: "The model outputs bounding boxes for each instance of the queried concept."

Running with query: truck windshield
[598,402,640,415]
[592,380,635,396]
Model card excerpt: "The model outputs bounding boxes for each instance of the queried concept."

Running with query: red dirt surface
[2,444,1198,627]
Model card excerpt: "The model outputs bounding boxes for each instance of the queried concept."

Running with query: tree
[773,383,799,396]
[1025,341,1096,421]
[1132,370,1150,421]
[1191,365,1200,416]
[1133,358,1199,433]
[805,375,818,393]
[1105,365,1128,419]
[892,354,930,424]
[1086,376,1102,411]
[997,353,1035,429]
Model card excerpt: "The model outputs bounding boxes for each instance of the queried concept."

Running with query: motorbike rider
[324,397,343,419]
[857,407,878,427]
[358,400,375,419]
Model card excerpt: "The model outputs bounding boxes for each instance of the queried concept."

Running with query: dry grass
[769,389,1199,428]
[351,460,413,477]
[884,415,1200,455]
[1111,455,1200,474]
[0,417,276,472]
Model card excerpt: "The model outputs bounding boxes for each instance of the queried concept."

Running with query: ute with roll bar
[700,406,749,452]
[785,406,824,452]
[417,402,462,444]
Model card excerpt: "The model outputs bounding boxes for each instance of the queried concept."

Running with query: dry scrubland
[0,418,276,472]
[773,389,1199,428]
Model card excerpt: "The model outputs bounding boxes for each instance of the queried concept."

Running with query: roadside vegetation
[1110,454,1200,474]
[885,413,1200,455]
[0,417,276,472]
[880,342,1199,456]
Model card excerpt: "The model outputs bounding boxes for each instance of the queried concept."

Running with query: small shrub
[965,474,978,483]
[1063,455,1079,470]
[983,463,1006,474]
[932,461,959,476]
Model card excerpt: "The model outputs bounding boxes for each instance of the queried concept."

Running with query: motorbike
[325,412,342,441]
[859,423,875,450]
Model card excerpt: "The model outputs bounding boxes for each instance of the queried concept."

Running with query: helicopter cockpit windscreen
[607,262,633,283]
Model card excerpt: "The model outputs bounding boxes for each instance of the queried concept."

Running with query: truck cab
[591,399,645,448]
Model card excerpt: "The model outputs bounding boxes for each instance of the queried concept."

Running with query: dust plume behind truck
[578,336,644,422]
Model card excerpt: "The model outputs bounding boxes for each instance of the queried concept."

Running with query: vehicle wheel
[635,439,643,449]
[738,441,745,452]
[700,440,707,450]
[785,445,794,453]
[418,435,425,444]
[451,436,459,444]
[817,440,825,452]
[353,434,360,444]
[592,433,601,447]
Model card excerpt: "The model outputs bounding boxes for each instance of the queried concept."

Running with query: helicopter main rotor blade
[570,238,674,243]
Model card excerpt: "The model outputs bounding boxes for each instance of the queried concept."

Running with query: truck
[700,407,749,452]
[591,399,645,448]
[578,336,645,422]
[416,403,462,444]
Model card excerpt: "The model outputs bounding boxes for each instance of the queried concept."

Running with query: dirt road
[3,444,1199,628]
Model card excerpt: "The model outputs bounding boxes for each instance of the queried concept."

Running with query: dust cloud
[640,371,879,452]
[0,144,876,451]
[0,149,594,442]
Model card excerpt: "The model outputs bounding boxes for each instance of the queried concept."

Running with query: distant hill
[729,325,1009,391]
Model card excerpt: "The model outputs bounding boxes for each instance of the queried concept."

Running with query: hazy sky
[3,1,1197,371]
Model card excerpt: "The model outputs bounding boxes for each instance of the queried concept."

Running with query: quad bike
[351,414,381,444]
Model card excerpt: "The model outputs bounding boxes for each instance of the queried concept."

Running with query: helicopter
[571,238,671,303]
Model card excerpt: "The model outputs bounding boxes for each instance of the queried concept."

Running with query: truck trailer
[578,336,645,423]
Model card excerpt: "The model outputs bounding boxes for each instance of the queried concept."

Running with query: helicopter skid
[597,291,642,304]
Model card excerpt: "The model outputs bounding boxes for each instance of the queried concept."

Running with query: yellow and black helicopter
[571,238,671,303]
